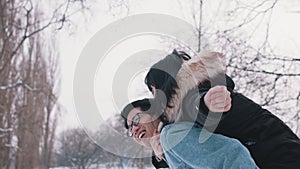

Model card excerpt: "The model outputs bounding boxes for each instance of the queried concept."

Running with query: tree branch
[0,80,40,91]
[0,128,13,132]
[224,0,278,33]
[228,65,300,76]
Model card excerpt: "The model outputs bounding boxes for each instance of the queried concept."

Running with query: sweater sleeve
[159,122,259,169]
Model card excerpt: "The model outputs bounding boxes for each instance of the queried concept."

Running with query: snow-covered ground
[51,164,155,169]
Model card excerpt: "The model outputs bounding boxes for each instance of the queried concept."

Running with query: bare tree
[107,0,130,16]
[56,128,103,169]
[95,114,152,169]
[171,0,300,135]
[0,0,88,168]
[13,18,61,169]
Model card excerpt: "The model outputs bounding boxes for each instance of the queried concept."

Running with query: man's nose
[132,125,141,138]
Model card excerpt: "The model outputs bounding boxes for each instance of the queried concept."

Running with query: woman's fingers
[204,86,232,112]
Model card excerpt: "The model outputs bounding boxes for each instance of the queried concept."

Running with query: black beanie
[150,49,184,79]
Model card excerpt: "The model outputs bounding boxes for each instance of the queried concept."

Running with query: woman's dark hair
[144,68,178,109]
[144,49,191,109]
[121,50,190,129]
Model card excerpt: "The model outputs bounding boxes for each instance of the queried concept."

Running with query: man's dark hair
[121,98,168,129]
[121,99,151,129]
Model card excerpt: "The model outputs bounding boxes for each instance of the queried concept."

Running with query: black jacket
[180,75,300,169]
[152,155,168,168]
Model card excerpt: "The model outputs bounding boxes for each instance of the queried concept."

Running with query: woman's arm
[181,74,235,126]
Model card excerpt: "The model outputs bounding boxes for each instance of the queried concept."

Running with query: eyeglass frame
[127,112,160,137]
[126,112,144,137]
[126,109,166,137]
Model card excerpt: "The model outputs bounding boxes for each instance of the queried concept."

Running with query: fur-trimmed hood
[164,50,226,122]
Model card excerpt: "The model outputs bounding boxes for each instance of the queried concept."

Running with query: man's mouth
[138,131,146,139]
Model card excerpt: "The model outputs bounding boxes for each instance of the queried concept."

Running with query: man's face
[127,107,159,147]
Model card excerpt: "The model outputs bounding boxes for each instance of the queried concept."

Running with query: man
[121,98,259,169]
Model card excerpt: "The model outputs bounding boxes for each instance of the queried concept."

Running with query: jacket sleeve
[181,74,235,126]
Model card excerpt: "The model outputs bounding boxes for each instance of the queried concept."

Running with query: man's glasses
[127,112,143,137]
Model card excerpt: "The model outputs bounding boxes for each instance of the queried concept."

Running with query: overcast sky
[56,0,300,133]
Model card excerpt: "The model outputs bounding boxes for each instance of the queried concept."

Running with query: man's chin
[137,138,151,147]
[141,142,151,147]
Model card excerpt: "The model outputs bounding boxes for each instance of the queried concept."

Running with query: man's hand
[150,129,163,161]
[204,86,232,112]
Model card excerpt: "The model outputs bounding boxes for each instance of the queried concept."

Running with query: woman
[145,49,300,169]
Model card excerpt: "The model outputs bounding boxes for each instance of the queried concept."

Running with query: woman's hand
[150,129,163,161]
[204,86,232,112]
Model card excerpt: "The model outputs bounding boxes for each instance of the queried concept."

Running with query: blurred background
[0,0,299,168]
